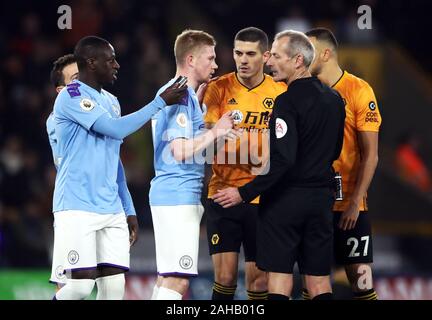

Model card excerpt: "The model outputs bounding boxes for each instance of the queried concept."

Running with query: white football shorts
[150,204,204,276]
[52,210,130,278]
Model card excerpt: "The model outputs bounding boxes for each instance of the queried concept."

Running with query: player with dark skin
[71,40,187,281]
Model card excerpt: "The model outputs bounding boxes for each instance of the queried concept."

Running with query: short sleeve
[203,81,221,124]
[54,90,107,131]
[165,104,193,141]
[355,83,382,132]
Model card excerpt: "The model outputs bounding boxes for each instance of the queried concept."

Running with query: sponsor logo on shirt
[275,118,287,138]
[368,101,376,110]
[176,113,187,127]
[231,110,243,124]
[79,98,95,111]
[365,111,379,123]
[67,83,81,97]
[227,98,238,105]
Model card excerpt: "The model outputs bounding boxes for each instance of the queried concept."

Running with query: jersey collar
[234,72,266,92]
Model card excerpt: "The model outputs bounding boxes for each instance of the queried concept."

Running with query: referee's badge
[275,118,287,138]
[176,113,188,127]
[211,234,219,245]
[80,98,95,111]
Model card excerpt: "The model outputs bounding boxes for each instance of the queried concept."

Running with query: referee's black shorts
[206,198,259,262]
[333,211,373,265]
[256,187,334,276]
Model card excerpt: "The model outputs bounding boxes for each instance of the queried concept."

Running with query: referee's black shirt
[239,76,345,203]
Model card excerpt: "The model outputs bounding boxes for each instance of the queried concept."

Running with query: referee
[213,30,345,300]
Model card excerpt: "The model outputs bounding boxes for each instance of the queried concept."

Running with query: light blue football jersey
[52,80,125,214]
[149,79,205,206]
[46,112,59,169]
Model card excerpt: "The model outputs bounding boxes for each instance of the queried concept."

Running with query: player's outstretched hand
[212,187,243,208]
[213,111,235,138]
[225,127,243,141]
[127,215,139,246]
[160,81,187,105]
[196,76,219,105]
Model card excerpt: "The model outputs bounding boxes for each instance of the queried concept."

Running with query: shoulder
[55,83,94,112]
[101,89,118,100]
[207,72,235,90]
[274,90,292,107]
[342,71,375,95]
[46,112,55,130]
[57,82,92,102]
[263,74,287,92]
[156,80,173,96]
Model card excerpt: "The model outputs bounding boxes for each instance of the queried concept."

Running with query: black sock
[353,288,378,300]
[312,292,333,300]
[212,282,237,300]
[268,293,290,300]
[301,288,310,300]
[247,290,268,300]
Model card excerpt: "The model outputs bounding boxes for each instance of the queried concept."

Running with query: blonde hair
[174,29,216,66]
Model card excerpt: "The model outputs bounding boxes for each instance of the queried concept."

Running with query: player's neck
[175,71,198,91]
[236,72,264,89]
[78,74,102,92]
[286,68,311,86]
[319,62,343,87]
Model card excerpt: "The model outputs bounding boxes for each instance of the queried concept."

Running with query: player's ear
[262,50,270,63]
[87,58,97,70]
[322,48,331,62]
[295,53,304,68]
[56,85,65,93]
[186,54,194,68]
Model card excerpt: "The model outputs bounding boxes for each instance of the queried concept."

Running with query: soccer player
[52,36,186,300]
[213,30,345,300]
[304,28,381,300]
[203,27,286,300]
[149,30,236,300]
[47,54,78,290]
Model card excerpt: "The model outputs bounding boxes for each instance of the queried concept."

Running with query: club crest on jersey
[263,97,275,109]
[179,255,193,270]
[68,250,79,265]
[368,101,376,110]
[80,98,95,111]
[211,234,219,245]
[275,118,287,138]
[231,110,243,124]
[176,113,187,128]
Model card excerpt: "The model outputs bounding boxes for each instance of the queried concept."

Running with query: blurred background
[1,0,432,300]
